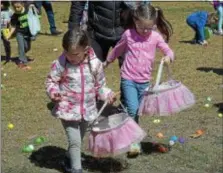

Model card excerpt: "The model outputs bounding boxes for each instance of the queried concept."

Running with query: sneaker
[127,143,141,157]
[61,155,71,172]
[214,30,223,36]
[198,40,208,46]
[51,29,63,36]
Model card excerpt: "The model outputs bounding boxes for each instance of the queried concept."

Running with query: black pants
[1,33,11,60]
[90,36,124,68]
[90,35,125,104]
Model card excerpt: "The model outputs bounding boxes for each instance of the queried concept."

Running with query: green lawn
[1,2,222,173]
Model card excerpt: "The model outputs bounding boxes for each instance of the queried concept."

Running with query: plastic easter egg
[7,123,14,129]
[34,137,45,145]
[22,144,34,153]
[206,97,212,102]
[218,113,222,118]
[3,73,7,77]
[156,132,164,138]
[204,103,210,108]
[157,145,169,153]
[170,135,178,142]
[169,140,175,146]
[178,137,185,144]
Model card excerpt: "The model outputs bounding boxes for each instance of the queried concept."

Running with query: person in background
[211,0,223,35]
[68,1,150,64]
[34,1,62,35]
[186,11,219,45]
[7,1,34,70]
[1,1,13,62]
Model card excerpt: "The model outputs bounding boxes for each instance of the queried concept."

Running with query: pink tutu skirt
[138,80,195,116]
[88,113,147,157]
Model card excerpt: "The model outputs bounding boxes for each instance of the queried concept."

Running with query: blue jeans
[186,19,200,42]
[121,78,150,123]
[217,5,223,32]
[16,32,31,64]
[35,1,57,33]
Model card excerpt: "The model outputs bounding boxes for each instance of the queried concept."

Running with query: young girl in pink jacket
[45,28,116,173]
[104,3,174,156]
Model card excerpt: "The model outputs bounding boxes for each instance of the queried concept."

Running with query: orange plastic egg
[156,132,164,138]
[196,129,204,135]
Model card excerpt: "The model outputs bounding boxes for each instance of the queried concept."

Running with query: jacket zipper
[80,64,85,117]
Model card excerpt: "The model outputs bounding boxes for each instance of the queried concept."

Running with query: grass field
[1,2,223,173]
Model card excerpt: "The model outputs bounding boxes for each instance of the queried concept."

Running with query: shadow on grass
[179,40,196,44]
[1,56,35,66]
[1,56,20,65]
[29,146,65,172]
[214,102,223,113]
[29,145,128,173]
[197,67,223,75]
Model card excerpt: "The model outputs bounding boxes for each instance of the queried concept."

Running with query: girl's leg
[121,78,139,123]
[61,120,83,171]
[217,5,223,32]
[1,34,11,61]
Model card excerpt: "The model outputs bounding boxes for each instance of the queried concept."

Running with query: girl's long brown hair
[130,4,173,42]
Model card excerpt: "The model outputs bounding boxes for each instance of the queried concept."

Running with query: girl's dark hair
[62,28,89,52]
[62,28,93,74]
[2,1,10,9]
[131,4,173,42]
[11,1,25,6]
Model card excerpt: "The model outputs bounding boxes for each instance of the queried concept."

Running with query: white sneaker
[214,30,223,35]
[128,143,141,157]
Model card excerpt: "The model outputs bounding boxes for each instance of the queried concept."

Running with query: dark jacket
[68,1,131,41]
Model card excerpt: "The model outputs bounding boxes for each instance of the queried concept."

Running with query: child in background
[7,1,33,70]
[186,11,219,46]
[45,28,116,173]
[1,1,13,62]
[104,4,174,156]
[212,0,223,35]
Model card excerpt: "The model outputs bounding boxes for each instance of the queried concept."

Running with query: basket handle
[153,59,173,89]
[97,91,121,116]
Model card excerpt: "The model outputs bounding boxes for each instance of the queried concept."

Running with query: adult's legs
[217,5,223,33]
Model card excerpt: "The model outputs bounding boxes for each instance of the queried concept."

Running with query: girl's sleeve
[94,60,114,101]
[107,32,127,63]
[45,60,63,99]
[156,34,174,61]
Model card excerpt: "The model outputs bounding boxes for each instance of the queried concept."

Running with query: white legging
[61,120,88,170]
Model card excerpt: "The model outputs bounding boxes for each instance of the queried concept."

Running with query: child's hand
[103,61,110,69]
[163,56,171,65]
[107,92,117,104]
[51,93,62,103]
